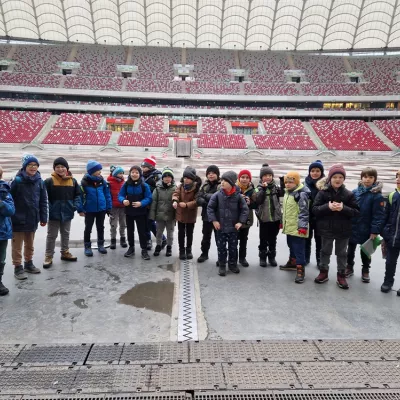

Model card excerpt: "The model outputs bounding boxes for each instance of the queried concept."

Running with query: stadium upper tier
[0,44,399,97]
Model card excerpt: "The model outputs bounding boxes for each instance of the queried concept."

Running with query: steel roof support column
[88,0,97,43]
[244,0,252,50]
[30,0,40,39]
[386,0,399,48]
[351,0,366,49]
[195,0,199,48]
[269,0,279,50]
[60,0,69,42]
[321,0,335,50]
[294,0,307,50]
[144,0,148,46]
[116,0,123,45]
[219,0,226,49]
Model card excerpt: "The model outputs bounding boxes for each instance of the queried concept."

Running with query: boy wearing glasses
[10,154,48,280]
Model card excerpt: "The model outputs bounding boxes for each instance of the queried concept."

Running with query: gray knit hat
[221,170,238,187]
[183,166,197,180]
[260,163,274,178]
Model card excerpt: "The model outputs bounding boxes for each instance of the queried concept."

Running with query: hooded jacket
[197,179,221,221]
[78,174,112,213]
[10,170,48,232]
[350,180,385,244]
[312,178,360,239]
[107,174,125,208]
[256,179,284,223]
[149,181,176,221]
[0,181,15,240]
[172,176,201,224]
[45,171,81,222]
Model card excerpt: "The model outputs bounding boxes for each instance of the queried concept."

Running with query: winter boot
[61,250,77,262]
[337,272,349,290]
[14,265,27,280]
[186,247,193,260]
[315,269,329,284]
[153,245,161,256]
[345,265,354,277]
[179,248,186,260]
[218,263,226,276]
[161,238,167,249]
[197,252,209,263]
[381,280,394,293]
[146,240,152,251]
[166,245,172,257]
[361,267,370,283]
[279,257,297,271]
[259,251,267,268]
[120,236,128,248]
[84,242,93,257]
[110,238,117,250]
[124,246,135,258]
[141,249,150,260]
[228,263,240,274]
[295,265,305,284]
[0,263,9,296]
[43,255,53,269]
[267,252,277,267]
[97,241,107,254]
[239,258,249,267]
[24,260,41,274]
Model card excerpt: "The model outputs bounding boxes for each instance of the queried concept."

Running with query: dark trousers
[216,231,238,265]
[178,222,194,250]
[201,220,216,254]
[384,245,400,285]
[259,220,280,256]
[0,239,8,266]
[126,214,148,250]
[146,217,166,241]
[238,227,250,259]
[286,235,306,266]
[347,241,371,271]
[305,221,321,263]
[320,237,349,272]
[84,211,106,243]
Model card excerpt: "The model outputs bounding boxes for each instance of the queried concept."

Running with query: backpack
[388,190,398,205]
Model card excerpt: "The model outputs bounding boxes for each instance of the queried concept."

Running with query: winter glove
[298,228,307,236]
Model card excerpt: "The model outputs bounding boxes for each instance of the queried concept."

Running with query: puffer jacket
[107,175,125,208]
[197,179,220,221]
[143,169,162,193]
[382,189,400,248]
[237,182,258,229]
[0,181,15,240]
[312,178,360,239]
[10,170,48,232]
[118,179,152,216]
[282,183,310,238]
[172,177,201,224]
[350,181,385,244]
[207,187,249,233]
[45,172,81,222]
[304,174,324,223]
[149,181,176,221]
[256,180,283,223]
[78,174,112,213]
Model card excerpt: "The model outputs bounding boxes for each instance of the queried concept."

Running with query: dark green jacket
[149,182,176,221]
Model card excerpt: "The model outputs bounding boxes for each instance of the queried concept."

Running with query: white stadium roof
[1,0,400,51]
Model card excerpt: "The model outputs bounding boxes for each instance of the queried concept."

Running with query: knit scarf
[184,183,194,191]
[236,180,250,194]
[224,186,236,196]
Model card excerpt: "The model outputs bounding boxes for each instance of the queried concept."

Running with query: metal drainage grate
[361,362,400,388]
[104,393,190,400]
[194,390,275,400]
[85,344,124,365]
[0,345,25,367]
[21,395,105,400]
[178,260,198,342]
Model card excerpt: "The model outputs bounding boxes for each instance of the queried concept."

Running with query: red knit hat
[141,156,156,169]
[238,169,252,181]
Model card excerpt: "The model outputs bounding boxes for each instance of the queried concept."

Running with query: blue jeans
[385,245,400,285]
[286,235,306,266]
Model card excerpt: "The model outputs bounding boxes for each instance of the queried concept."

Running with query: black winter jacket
[197,179,220,221]
[312,178,359,239]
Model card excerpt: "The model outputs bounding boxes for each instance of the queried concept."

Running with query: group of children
[0,154,399,297]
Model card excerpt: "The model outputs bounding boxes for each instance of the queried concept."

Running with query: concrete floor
[1,150,400,344]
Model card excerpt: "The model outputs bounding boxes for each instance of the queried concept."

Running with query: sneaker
[239,258,249,267]
[24,261,41,274]
[345,266,354,277]
[197,253,209,263]
[124,246,135,257]
[120,237,128,248]
[146,240,152,251]
[279,257,297,271]
[228,264,240,274]
[14,265,27,280]
[43,256,53,269]
[218,264,226,276]
[61,251,77,262]
[141,250,150,260]
[361,270,370,283]
[166,245,172,257]
[161,239,167,249]
[110,238,117,250]
[315,269,329,284]
[381,281,393,293]
[337,273,349,290]
[153,245,161,256]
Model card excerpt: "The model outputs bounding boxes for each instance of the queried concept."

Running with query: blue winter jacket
[0,181,15,240]
[382,189,400,248]
[118,179,152,216]
[10,170,48,232]
[350,181,385,245]
[78,174,112,213]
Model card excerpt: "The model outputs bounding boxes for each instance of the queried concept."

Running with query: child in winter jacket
[313,164,360,289]
[149,167,176,257]
[197,165,221,263]
[236,169,258,267]
[43,157,81,269]
[0,166,15,295]
[207,171,249,277]
[304,160,325,268]
[118,165,152,260]
[256,164,284,267]
[78,160,112,256]
[281,171,310,283]
[107,166,127,250]
[11,154,48,280]
[380,170,400,293]
[172,166,201,260]
[346,167,385,283]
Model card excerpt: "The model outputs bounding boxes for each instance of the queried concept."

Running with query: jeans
[238,227,250,260]
[201,220,217,254]
[126,214,148,250]
[259,220,280,256]
[347,241,371,271]
[84,211,106,243]
[178,222,194,250]
[320,237,349,272]
[46,219,72,256]
[305,221,321,264]
[216,231,238,265]
[156,220,174,246]
[384,245,400,285]
[286,235,306,266]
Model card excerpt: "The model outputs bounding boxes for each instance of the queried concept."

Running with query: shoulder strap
[389,191,396,205]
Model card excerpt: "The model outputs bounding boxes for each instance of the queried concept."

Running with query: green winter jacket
[282,183,310,238]
[149,182,176,222]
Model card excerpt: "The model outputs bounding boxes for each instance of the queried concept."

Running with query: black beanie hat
[53,157,69,170]
[260,163,274,178]
[206,165,220,178]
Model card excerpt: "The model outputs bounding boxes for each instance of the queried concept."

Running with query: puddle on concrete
[73,299,88,309]
[118,279,174,315]
[49,290,70,297]
[157,263,177,272]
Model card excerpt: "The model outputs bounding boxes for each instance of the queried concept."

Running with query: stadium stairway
[226,120,233,134]
[258,121,266,134]
[31,115,60,145]
[367,121,398,151]
[302,121,327,150]
[244,134,256,149]
[133,118,140,132]
[197,119,203,134]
